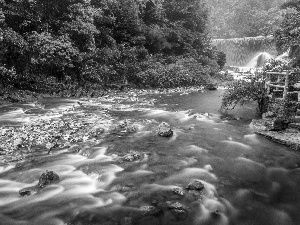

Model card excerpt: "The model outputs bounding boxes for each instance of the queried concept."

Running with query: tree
[0,0,222,97]
[28,32,80,82]
[62,2,101,52]
[221,73,268,115]
[275,0,300,67]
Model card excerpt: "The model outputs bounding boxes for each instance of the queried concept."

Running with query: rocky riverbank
[251,119,300,151]
[0,86,207,164]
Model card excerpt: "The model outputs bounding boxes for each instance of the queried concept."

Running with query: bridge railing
[265,71,289,100]
[265,71,300,100]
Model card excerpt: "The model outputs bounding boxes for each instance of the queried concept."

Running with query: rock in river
[186,180,204,191]
[19,171,60,196]
[165,201,188,220]
[139,206,162,216]
[157,122,173,137]
[19,186,40,197]
[172,187,185,196]
[38,170,60,188]
[123,150,141,162]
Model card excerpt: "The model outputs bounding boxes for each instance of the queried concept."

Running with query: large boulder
[38,170,60,188]
[206,83,218,90]
[265,118,289,131]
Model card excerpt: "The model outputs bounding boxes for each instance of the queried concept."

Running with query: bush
[133,57,213,88]
[0,66,17,91]
[263,59,291,72]
[221,72,268,115]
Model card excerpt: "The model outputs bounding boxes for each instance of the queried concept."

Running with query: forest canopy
[0,0,225,98]
[207,0,286,38]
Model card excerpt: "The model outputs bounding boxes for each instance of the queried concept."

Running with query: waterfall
[245,52,274,68]
[212,36,277,67]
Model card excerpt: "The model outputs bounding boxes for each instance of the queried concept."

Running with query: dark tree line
[0,0,225,98]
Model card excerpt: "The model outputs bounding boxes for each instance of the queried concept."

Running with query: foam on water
[162,167,218,183]
[1,92,300,224]
[0,109,33,124]
[243,133,260,144]
[184,145,209,154]
[0,164,15,174]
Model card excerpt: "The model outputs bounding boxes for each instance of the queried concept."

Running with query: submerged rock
[126,125,138,133]
[165,201,188,220]
[172,187,185,196]
[206,83,218,90]
[111,184,133,192]
[186,180,204,191]
[139,206,162,216]
[118,120,128,128]
[19,171,60,197]
[166,201,187,210]
[157,122,173,137]
[19,186,39,196]
[123,151,141,162]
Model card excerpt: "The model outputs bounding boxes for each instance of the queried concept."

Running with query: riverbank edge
[0,85,208,107]
[251,119,300,151]
[0,85,210,163]
[255,130,300,151]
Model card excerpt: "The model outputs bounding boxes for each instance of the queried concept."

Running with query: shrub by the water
[221,72,268,115]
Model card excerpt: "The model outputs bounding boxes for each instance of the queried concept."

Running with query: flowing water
[0,90,300,225]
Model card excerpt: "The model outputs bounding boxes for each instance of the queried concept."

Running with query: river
[0,89,300,225]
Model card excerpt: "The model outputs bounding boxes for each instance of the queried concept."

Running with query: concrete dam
[212,36,277,68]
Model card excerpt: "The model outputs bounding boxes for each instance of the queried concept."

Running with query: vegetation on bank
[0,0,226,101]
[221,0,300,116]
[221,71,268,115]
[275,0,300,67]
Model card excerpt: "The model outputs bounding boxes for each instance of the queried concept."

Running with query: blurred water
[0,90,300,225]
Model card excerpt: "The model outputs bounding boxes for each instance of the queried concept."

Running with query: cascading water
[1,91,300,225]
[212,36,277,67]
[245,52,274,68]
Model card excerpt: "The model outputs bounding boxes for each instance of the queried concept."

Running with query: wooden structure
[265,71,300,100]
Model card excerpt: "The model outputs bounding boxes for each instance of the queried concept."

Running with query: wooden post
[283,71,289,100]
[276,73,280,90]
[266,73,271,95]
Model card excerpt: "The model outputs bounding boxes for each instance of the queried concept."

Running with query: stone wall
[266,97,298,120]
[212,36,276,67]
[258,92,300,131]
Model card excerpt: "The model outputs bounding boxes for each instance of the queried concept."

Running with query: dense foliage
[275,0,300,67]
[207,0,286,38]
[0,0,224,99]
[221,72,268,115]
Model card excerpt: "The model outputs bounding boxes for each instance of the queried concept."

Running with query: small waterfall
[245,52,274,68]
[212,36,277,67]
